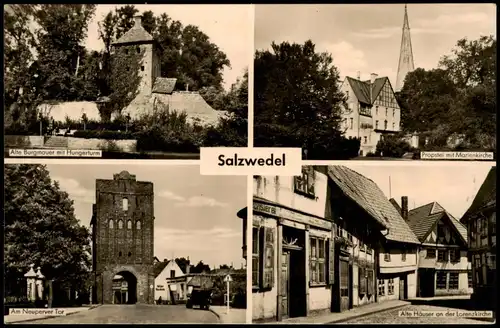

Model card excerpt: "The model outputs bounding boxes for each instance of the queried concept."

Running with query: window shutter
[262,227,275,289]
[328,232,335,285]
[307,167,315,195]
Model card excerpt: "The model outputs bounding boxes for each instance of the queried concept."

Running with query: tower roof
[113,15,154,46]
[395,4,415,92]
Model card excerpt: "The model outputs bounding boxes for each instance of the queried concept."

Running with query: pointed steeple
[395,4,415,92]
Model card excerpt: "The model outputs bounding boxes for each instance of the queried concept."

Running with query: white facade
[154,260,186,302]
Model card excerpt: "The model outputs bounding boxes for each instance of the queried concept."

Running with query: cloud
[416,12,492,30]
[319,41,367,78]
[52,177,94,204]
[158,190,185,202]
[175,196,228,208]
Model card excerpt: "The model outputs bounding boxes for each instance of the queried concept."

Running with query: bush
[72,130,134,140]
[204,115,247,147]
[375,135,413,158]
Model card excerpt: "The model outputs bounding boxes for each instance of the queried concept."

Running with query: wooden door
[281,251,290,319]
[340,259,349,312]
[399,277,406,300]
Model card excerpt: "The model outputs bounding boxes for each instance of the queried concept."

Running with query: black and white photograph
[254,4,496,160]
[247,164,496,323]
[4,163,247,324]
[4,4,249,159]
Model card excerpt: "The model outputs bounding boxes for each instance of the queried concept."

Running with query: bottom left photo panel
[4,163,247,324]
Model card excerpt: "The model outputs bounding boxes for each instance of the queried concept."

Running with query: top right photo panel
[254,4,496,160]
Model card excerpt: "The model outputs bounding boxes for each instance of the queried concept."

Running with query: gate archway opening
[112,271,137,304]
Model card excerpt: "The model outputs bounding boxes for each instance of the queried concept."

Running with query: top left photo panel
[4,4,251,159]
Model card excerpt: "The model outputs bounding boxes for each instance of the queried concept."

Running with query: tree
[4,165,92,299]
[191,261,211,274]
[254,40,358,159]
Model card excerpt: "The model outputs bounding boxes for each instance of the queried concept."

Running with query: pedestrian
[158,296,162,305]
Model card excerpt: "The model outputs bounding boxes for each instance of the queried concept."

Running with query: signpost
[223,274,233,314]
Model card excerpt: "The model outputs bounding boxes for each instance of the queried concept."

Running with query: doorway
[399,275,407,300]
[113,271,138,304]
[339,258,350,312]
[418,269,435,298]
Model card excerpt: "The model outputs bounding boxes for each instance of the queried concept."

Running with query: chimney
[357,71,361,80]
[370,73,378,84]
[401,196,409,221]
[133,15,142,28]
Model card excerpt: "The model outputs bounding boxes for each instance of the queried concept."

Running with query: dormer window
[294,167,315,198]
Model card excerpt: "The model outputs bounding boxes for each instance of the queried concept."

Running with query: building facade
[340,74,401,156]
[91,171,155,304]
[461,167,496,309]
[407,202,471,297]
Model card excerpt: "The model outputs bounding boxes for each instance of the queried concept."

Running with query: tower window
[119,251,122,257]
[109,220,114,229]
[136,46,141,54]
[127,220,132,229]
[124,49,128,55]
[136,221,141,230]
[141,66,144,71]
[118,220,123,229]
[122,198,128,211]
[128,252,132,257]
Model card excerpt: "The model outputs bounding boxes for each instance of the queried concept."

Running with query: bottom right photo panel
[245,164,496,324]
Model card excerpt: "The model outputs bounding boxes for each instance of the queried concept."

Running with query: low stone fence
[5,135,137,153]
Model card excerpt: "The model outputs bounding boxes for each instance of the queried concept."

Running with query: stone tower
[112,15,161,96]
[91,171,155,304]
[395,4,415,92]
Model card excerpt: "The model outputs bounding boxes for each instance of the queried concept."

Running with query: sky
[342,163,495,219]
[255,3,496,87]
[85,4,252,91]
[45,163,247,269]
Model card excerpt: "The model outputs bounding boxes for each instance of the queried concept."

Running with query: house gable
[373,78,400,110]
[423,213,467,247]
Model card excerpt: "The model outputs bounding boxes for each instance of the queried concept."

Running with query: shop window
[438,249,448,262]
[252,227,260,289]
[388,278,394,295]
[449,272,459,289]
[436,271,447,289]
[450,249,461,262]
[294,167,315,197]
[426,248,436,258]
[378,279,385,296]
[310,237,326,285]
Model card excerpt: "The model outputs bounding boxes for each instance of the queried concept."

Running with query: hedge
[72,130,134,140]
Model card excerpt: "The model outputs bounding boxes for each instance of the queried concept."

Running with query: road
[344,304,493,324]
[20,304,219,324]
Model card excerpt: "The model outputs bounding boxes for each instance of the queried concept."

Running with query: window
[118,220,123,229]
[128,252,132,257]
[294,167,315,197]
[384,120,388,130]
[346,91,349,98]
[119,251,122,257]
[392,122,395,130]
[367,269,374,295]
[364,136,367,144]
[360,105,371,116]
[393,108,395,117]
[350,118,353,129]
[468,270,473,288]
[376,106,379,115]
[385,108,388,116]
[450,249,460,262]
[401,249,406,262]
[109,220,114,229]
[436,271,447,289]
[127,220,132,229]
[378,279,385,296]
[449,272,459,289]
[384,252,391,262]
[426,248,436,258]
[141,65,145,71]
[438,249,448,262]
[170,270,175,278]
[136,221,141,230]
[310,237,326,285]
[388,278,394,295]
[122,198,128,211]
[136,46,141,54]
[375,121,379,129]
[359,267,367,294]
[252,227,260,289]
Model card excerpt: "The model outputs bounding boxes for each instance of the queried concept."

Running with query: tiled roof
[327,166,420,244]
[152,78,177,94]
[408,202,468,244]
[462,167,496,222]
[113,23,153,45]
[187,275,214,289]
[389,198,402,214]
[345,76,389,105]
[153,260,170,278]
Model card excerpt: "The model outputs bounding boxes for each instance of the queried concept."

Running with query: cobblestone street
[17,304,218,324]
[344,304,493,324]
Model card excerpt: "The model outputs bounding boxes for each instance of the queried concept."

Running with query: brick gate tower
[91,171,155,304]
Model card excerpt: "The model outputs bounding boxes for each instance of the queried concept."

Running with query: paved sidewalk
[4,305,100,324]
[277,300,410,324]
[209,306,246,324]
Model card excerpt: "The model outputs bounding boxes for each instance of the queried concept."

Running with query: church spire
[395,4,415,92]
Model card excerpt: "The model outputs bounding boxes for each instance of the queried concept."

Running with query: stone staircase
[44,136,69,148]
